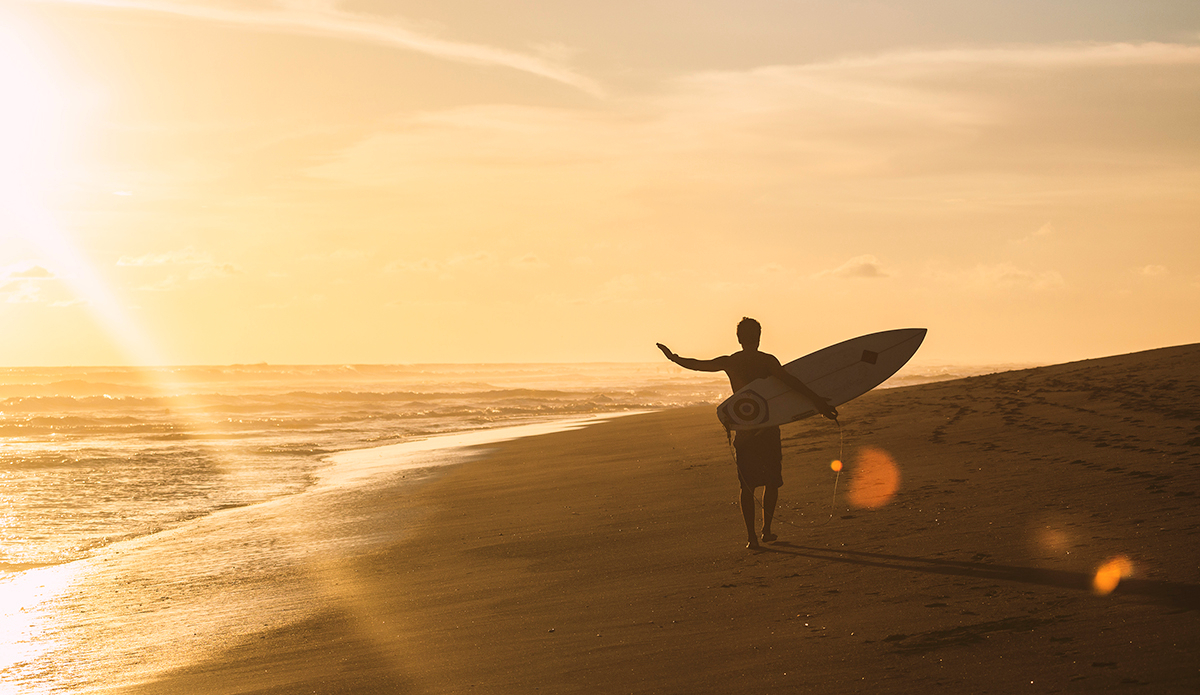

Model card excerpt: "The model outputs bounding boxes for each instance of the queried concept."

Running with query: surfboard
[717,328,927,430]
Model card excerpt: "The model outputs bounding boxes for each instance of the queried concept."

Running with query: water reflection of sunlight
[0,564,82,680]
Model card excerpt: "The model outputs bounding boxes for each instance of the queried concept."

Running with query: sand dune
[127,344,1200,694]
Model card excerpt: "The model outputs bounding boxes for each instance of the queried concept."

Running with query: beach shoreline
[122,344,1200,694]
[2,413,652,694]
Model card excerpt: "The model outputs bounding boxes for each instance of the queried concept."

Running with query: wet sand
[126,344,1200,694]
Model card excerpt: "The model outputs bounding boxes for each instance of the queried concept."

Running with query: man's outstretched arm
[656,343,727,372]
[770,362,839,420]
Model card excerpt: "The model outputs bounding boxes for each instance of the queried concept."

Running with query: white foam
[319,412,641,488]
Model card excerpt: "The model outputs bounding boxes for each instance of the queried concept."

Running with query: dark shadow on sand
[760,542,1200,612]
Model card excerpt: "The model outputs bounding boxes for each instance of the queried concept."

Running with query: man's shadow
[757,542,1200,612]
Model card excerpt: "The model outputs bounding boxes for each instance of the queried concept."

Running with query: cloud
[136,276,183,292]
[309,40,1200,199]
[307,105,625,187]
[301,248,370,262]
[536,274,649,306]
[330,248,367,261]
[446,252,493,267]
[116,248,210,266]
[928,263,1066,291]
[1010,222,1056,245]
[0,263,57,302]
[384,258,441,274]
[187,262,242,280]
[9,265,54,279]
[0,279,41,303]
[814,255,889,280]
[797,42,1200,76]
[383,252,495,279]
[117,246,242,289]
[661,41,1200,164]
[510,254,547,270]
[28,0,602,96]
[1139,265,1168,277]
[387,252,549,276]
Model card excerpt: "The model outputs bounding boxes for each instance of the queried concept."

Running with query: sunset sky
[1,0,1198,366]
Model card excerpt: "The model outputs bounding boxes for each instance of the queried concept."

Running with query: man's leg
[740,486,759,548]
[761,485,778,542]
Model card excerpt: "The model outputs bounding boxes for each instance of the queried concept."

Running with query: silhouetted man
[657,317,837,549]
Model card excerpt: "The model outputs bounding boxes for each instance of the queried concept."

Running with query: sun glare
[846,447,900,509]
[0,564,81,677]
[0,13,170,367]
[1092,555,1133,596]
[0,16,72,191]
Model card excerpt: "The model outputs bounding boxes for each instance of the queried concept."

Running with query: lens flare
[846,446,900,509]
[831,459,843,472]
[1093,556,1133,595]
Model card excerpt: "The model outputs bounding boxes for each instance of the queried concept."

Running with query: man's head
[736,317,761,349]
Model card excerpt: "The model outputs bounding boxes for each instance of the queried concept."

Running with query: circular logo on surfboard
[727,391,768,426]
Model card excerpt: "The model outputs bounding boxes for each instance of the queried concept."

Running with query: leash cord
[727,416,845,529]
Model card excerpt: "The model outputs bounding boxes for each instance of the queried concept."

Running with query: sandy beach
[125,344,1200,694]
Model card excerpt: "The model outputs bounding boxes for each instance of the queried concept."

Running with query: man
[657,317,837,549]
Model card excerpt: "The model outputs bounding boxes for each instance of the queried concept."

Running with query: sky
[1,0,1198,366]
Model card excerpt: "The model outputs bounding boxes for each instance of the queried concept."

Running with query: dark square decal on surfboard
[861,350,879,365]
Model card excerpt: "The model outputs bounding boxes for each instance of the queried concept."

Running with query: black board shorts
[733,426,783,490]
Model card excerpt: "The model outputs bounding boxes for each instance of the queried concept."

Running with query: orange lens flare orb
[1093,556,1133,595]
[830,460,843,472]
[846,446,900,509]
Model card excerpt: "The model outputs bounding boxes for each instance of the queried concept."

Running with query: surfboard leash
[731,416,845,530]
[823,417,843,524]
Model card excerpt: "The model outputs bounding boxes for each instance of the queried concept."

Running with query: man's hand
[772,365,838,421]
[656,343,676,361]
[815,398,838,421]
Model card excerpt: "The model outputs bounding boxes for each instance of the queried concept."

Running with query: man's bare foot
[761,531,777,543]
[747,539,761,550]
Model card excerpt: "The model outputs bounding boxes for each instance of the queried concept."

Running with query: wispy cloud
[0,280,41,303]
[536,274,650,306]
[27,0,603,96]
[386,252,546,277]
[0,263,57,302]
[811,42,1200,72]
[116,248,210,266]
[116,246,242,290]
[384,258,441,274]
[311,40,1200,196]
[927,263,1066,292]
[300,248,370,262]
[3,263,55,279]
[509,254,547,270]
[814,255,890,280]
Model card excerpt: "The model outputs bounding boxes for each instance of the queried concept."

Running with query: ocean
[0,361,1004,692]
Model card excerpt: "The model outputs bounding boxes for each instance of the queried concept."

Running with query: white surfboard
[717,328,927,430]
